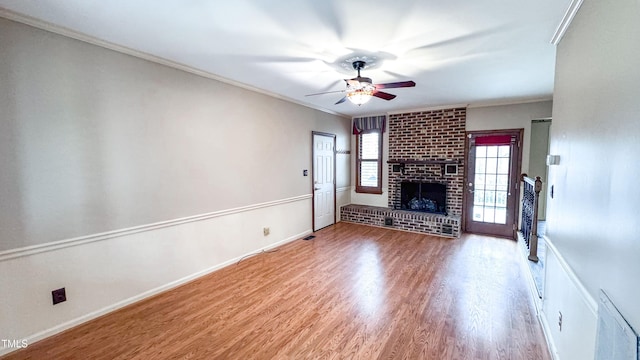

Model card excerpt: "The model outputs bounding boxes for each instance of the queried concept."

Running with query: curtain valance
[352,115,386,135]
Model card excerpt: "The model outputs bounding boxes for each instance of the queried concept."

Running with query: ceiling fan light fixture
[305,60,415,106]
[347,89,374,105]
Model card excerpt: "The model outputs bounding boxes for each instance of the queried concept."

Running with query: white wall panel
[0,197,312,355]
[541,237,598,359]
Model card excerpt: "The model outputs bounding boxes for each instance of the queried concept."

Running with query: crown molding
[467,96,553,109]
[358,97,551,116]
[384,103,469,116]
[551,0,585,45]
[0,8,349,119]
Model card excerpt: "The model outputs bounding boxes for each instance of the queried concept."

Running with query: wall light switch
[546,154,560,166]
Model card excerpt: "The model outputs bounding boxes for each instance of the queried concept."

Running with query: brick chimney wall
[387,108,466,216]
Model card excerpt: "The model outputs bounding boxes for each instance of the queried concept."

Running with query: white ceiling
[0,0,571,117]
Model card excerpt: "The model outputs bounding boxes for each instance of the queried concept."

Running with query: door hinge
[513,224,517,230]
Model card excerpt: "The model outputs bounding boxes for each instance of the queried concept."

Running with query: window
[356,129,383,193]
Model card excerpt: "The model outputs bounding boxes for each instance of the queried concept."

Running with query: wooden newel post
[528,176,542,262]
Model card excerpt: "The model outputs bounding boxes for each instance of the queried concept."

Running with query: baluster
[528,176,542,262]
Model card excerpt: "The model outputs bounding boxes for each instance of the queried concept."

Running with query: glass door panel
[464,131,522,239]
[472,145,509,225]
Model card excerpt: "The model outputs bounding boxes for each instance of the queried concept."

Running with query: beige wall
[529,120,551,219]
[0,17,350,252]
[467,100,553,176]
[0,17,351,351]
[546,0,640,338]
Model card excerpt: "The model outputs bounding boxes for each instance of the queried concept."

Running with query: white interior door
[313,133,335,231]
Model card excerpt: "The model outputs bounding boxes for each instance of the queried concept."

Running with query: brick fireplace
[387,107,466,215]
[341,107,466,237]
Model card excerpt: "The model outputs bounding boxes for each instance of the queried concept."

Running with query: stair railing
[520,174,542,262]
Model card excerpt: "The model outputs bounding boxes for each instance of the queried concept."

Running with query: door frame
[311,131,337,232]
[462,128,524,239]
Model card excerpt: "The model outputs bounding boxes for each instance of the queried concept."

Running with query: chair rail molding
[0,194,312,262]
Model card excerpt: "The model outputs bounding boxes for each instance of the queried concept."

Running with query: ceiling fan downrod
[352,60,366,77]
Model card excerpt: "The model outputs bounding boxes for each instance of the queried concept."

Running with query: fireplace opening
[400,182,447,215]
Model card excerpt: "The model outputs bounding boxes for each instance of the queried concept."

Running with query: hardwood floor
[3,223,550,359]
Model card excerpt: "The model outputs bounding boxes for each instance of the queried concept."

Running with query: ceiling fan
[306,60,416,106]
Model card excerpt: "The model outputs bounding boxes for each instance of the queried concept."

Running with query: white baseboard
[516,232,543,310]
[516,232,554,358]
[540,308,560,360]
[11,229,309,355]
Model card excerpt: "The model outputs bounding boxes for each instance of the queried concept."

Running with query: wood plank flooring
[3,223,551,359]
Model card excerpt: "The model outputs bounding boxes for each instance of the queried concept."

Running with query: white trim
[336,186,352,193]
[0,8,349,119]
[467,97,553,109]
[343,95,552,117]
[540,309,560,360]
[516,232,556,358]
[385,104,469,115]
[545,236,598,315]
[10,229,311,356]
[382,97,553,115]
[551,0,585,45]
[0,194,313,262]
[516,232,542,310]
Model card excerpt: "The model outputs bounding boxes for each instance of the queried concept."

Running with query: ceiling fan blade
[335,96,347,105]
[305,89,346,97]
[402,25,509,56]
[320,79,344,92]
[375,81,416,89]
[373,91,397,101]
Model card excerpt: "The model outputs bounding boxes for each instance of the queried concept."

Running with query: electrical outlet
[263,227,270,236]
[558,311,563,331]
[52,288,66,305]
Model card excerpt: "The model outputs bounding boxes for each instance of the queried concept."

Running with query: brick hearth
[340,204,461,238]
